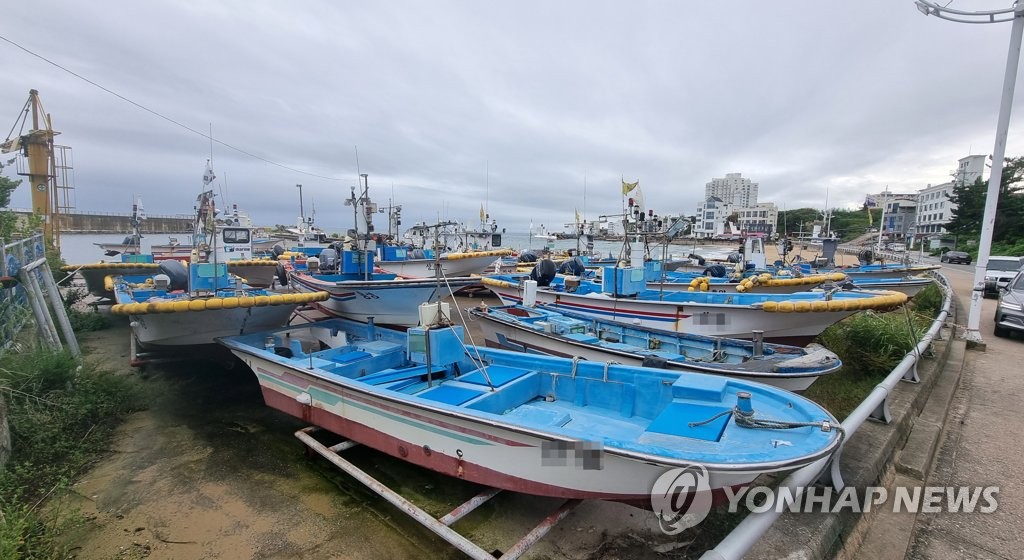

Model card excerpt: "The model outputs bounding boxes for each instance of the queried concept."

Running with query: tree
[1,160,24,241]
[776,208,820,236]
[946,155,1024,245]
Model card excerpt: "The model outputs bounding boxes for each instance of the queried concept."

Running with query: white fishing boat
[219,316,843,505]
[111,261,327,348]
[469,301,841,392]
[482,264,908,345]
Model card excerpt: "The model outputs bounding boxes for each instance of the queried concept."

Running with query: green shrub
[818,311,923,378]
[911,283,943,323]
[0,348,145,557]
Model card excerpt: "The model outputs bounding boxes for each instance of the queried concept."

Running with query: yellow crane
[1,89,74,251]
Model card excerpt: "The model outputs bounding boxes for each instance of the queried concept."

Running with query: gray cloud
[3,1,1022,233]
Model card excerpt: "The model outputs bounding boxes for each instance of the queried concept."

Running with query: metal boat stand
[295,427,582,560]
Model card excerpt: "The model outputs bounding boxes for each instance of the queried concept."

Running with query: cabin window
[222,228,250,244]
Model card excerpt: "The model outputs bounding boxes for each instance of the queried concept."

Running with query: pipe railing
[700,272,953,560]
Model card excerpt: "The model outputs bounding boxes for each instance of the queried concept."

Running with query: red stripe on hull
[261,387,742,508]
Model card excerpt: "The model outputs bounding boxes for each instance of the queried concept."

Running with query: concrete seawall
[8,211,193,234]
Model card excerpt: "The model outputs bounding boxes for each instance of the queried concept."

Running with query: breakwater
[6,210,193,234]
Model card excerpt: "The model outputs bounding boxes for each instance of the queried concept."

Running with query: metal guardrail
[700,272,953,560]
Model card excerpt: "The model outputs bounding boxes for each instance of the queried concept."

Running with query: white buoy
[523,279,538,307]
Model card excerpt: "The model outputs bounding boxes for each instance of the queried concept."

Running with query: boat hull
[376,255,500,278]
[289,273,441,327]
[237,353,765,502]
[850,277,932,298]
[473,316,822,392]
[485,284,856,344]
[130,305,295,346]
[228,263,278,288]
[648,281,814,295]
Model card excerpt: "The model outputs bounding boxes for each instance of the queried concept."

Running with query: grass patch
[0,347,145,558]
[808,284,943,419]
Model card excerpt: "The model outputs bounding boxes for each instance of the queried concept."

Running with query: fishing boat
[284,246,450,327]
[845,275,935,298]
[481,265,908,345]
[94,196,145,256]
[218,315,843,505]
[375,245,513,279]
[468,302,840,392]
[64,255,161,301]
[111,260,327,348]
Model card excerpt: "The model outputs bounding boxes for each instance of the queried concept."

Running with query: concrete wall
[8,211,192,233]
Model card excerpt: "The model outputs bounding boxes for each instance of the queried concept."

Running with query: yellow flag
[867,207,873,226]
[575,208,581,223]
[480,204,485,221]
[622,180,639,195]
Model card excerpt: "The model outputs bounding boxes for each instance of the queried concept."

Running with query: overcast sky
[3,1,1024,233]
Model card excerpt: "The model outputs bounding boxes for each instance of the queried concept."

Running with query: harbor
[4,2,1024,558]
[35,255,1015,560]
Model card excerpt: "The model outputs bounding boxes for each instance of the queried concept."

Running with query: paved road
[906,262,1024,559]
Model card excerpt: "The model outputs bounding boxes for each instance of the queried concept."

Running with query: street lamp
[296,184,304,224]
[916,0,1024,345]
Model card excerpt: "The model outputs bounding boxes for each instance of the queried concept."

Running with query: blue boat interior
[229,319,838,463]
[485,304,779,364]
[114,269,272,303]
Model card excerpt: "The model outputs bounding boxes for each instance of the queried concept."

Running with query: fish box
[547,315,587,335]
[341,250,374,274]
[408,325,465,368]
[602,266,647,297]
[382,246,408,261]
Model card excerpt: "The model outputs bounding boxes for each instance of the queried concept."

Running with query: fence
[0,234,46,353]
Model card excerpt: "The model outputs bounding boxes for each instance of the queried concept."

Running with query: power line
[0,32,343,181]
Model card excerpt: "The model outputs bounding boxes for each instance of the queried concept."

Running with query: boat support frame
[295,426,582,560]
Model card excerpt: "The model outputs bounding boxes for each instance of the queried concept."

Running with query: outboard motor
[158,260,189,291]
[858,249,875,266]
[518,250,539,263]
[318,247,339,272]
[558,256,586,276]
[702,264,729,278]
[727,251,742,263]
[688,253,706,266]
[530,259,557,287]
[272,244,286,257]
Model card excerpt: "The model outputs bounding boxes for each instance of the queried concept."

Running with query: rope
[688,406,846,441]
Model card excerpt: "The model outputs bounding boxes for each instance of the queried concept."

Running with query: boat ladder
[295,426,582,560]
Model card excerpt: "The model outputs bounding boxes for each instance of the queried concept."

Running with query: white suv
[983,256,1024,298]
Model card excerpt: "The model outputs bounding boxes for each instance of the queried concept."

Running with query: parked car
[941,251,971,265]
[983,256,1024,298]
[994,269,1024,337]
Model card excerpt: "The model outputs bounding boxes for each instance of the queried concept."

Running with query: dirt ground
[62,293,686,560]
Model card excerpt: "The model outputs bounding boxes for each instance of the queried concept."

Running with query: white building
[693,197,778,239]
[736,202,778,236]
[705,173,759,207]
[693,196,729,238]
[916,154,985,235]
